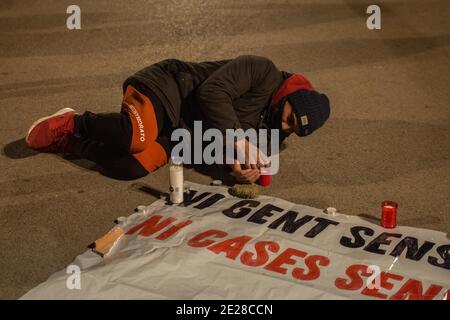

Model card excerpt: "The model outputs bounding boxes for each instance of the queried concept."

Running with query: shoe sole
[26,107,75,146]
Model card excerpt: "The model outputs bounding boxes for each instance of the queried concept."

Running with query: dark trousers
[71,87,171,180]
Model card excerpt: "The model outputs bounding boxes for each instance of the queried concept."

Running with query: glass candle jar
[258,168,271,187]
[381,200,398,228]
[169,156,184,204]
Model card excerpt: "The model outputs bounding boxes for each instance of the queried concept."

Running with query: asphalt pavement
[0,0,449,299]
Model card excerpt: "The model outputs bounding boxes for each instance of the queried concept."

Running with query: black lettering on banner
[248,204,283,224]
[223,200,260,219]
[304,217,339,238]
[364,232,402,255]
[428,244,450,270]
[268,211,313,233]
[389,237,435,261]
[194,193,225,209]
[183,191,211,207]
[340,226,375,248]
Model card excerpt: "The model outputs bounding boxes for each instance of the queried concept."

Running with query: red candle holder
[381,200,398,229]
[258,168,271,187]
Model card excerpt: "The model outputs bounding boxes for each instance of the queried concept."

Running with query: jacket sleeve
[195,55,280,132]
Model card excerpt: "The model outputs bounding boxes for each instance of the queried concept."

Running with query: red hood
[271,73,314,105]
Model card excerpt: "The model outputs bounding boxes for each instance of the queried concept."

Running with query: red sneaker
[40,133,77,154]
[26,108,76,150]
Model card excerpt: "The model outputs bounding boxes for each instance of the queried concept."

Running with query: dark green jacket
[123,55,290,132]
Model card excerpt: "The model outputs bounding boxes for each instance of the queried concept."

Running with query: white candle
[169,158,184,204]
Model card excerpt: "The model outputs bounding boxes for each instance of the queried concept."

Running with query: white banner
[22,182,449,300]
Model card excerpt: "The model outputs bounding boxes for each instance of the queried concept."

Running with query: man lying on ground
[26,55,330,183]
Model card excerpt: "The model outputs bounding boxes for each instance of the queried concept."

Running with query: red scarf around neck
[271,73,314,105]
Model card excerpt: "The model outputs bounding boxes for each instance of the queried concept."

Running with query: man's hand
[230,160,260,184]
[234,138,270,170]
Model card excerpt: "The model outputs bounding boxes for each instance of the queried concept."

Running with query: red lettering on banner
[264,248,307,274]
[335,264,370,290]
[187,229,228,247]
[156,220,192,240]
[126,215,176,237]
[336,264,446,300]
[208,236,253,260]
[240,241,280,267]
[361,272,404,299]
[187,229,332,284]
[293,255,330,281]
[390,279,443,300]
[123,215,447,299]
